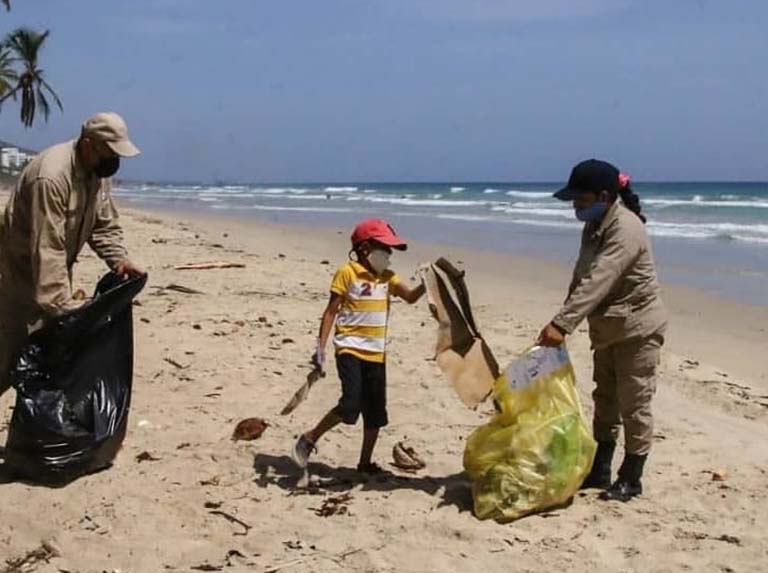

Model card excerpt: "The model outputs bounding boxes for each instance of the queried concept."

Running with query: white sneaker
[292,435,316,469]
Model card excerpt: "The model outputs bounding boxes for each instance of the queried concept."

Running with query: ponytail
[616,172,646,223]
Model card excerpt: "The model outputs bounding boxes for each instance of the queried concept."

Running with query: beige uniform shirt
[0,140,127,316]
[552,200,667,349]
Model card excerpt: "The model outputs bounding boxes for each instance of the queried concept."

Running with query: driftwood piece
[174,261,246,270]
[150,284,205,295]
[163,356,189,369]
[262,558,309,573]
[209,510,252,536]
[280,368,325,415]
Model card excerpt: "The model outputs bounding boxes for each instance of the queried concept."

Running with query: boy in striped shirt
[292,219,425,475]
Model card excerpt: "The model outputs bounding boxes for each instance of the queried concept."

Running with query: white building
[0,143,36,175]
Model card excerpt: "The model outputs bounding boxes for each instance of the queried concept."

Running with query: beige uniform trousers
[592,331,664,455]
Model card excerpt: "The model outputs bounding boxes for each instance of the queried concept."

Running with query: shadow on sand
[252,452,474,513]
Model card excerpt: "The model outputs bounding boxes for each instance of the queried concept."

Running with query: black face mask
[93,156,120,178]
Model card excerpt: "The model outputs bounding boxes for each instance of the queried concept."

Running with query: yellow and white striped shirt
[331,261,401,364]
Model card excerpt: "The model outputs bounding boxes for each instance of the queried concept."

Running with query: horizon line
[115,178,768,186]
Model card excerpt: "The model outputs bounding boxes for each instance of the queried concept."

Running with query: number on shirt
[360,283,372,297]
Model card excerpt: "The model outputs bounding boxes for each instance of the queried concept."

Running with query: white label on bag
[506,346,570,391]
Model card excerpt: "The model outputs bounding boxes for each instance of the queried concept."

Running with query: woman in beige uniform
[537,159,667,502]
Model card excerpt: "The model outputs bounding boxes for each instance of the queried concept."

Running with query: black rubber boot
[599,453,647,502]
[580,440,615,490]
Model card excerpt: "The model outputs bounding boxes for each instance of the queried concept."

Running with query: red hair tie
[618,172,631,189]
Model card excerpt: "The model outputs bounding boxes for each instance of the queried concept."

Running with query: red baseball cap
[351,218,407,251]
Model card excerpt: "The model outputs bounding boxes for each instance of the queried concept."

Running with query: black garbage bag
[4,272,146,484]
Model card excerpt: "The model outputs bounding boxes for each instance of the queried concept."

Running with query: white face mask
[367,249,391,274]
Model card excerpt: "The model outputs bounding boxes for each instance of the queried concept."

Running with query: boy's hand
[392,281,426,304]
[311,340,326,371]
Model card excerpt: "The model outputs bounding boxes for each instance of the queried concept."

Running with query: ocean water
[114,181,768,305]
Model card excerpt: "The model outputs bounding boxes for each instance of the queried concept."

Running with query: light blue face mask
[575,202,608,222]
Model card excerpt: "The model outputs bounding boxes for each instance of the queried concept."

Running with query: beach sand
[1,188,767,572]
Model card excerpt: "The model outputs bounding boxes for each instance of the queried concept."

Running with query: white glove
[311,339,326,371]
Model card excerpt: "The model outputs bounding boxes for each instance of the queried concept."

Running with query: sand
[1,188,767,572]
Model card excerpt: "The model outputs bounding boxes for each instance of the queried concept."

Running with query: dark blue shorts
[333,353,388,429]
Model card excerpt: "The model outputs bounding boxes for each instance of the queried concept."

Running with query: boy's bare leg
[359,427,380,467]
[306,409,342,444]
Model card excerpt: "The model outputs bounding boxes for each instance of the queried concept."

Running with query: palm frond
[0,48,14,68]
[40,77,62,110]
[20,80,35,127]
[36,84,51,121]
[0,48,18,97]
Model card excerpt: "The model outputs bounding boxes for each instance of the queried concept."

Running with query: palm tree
[0,28,63,127]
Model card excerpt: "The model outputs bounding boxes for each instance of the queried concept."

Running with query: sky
[1,0,766,183]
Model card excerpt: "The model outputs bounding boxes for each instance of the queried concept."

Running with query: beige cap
[81,112,141,157]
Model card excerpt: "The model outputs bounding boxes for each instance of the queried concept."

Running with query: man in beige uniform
[0,112,144,396]
[538,159,667,502]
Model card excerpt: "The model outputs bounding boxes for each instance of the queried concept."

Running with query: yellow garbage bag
[463,345,596,522]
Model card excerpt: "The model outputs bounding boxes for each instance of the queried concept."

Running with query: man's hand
[537,322,566,347]
[114,259,147,279]
[58,289,91,313]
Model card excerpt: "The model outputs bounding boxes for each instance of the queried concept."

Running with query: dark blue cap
[554,159,620,201]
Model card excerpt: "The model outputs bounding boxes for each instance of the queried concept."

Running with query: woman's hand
[537,322,566,347]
